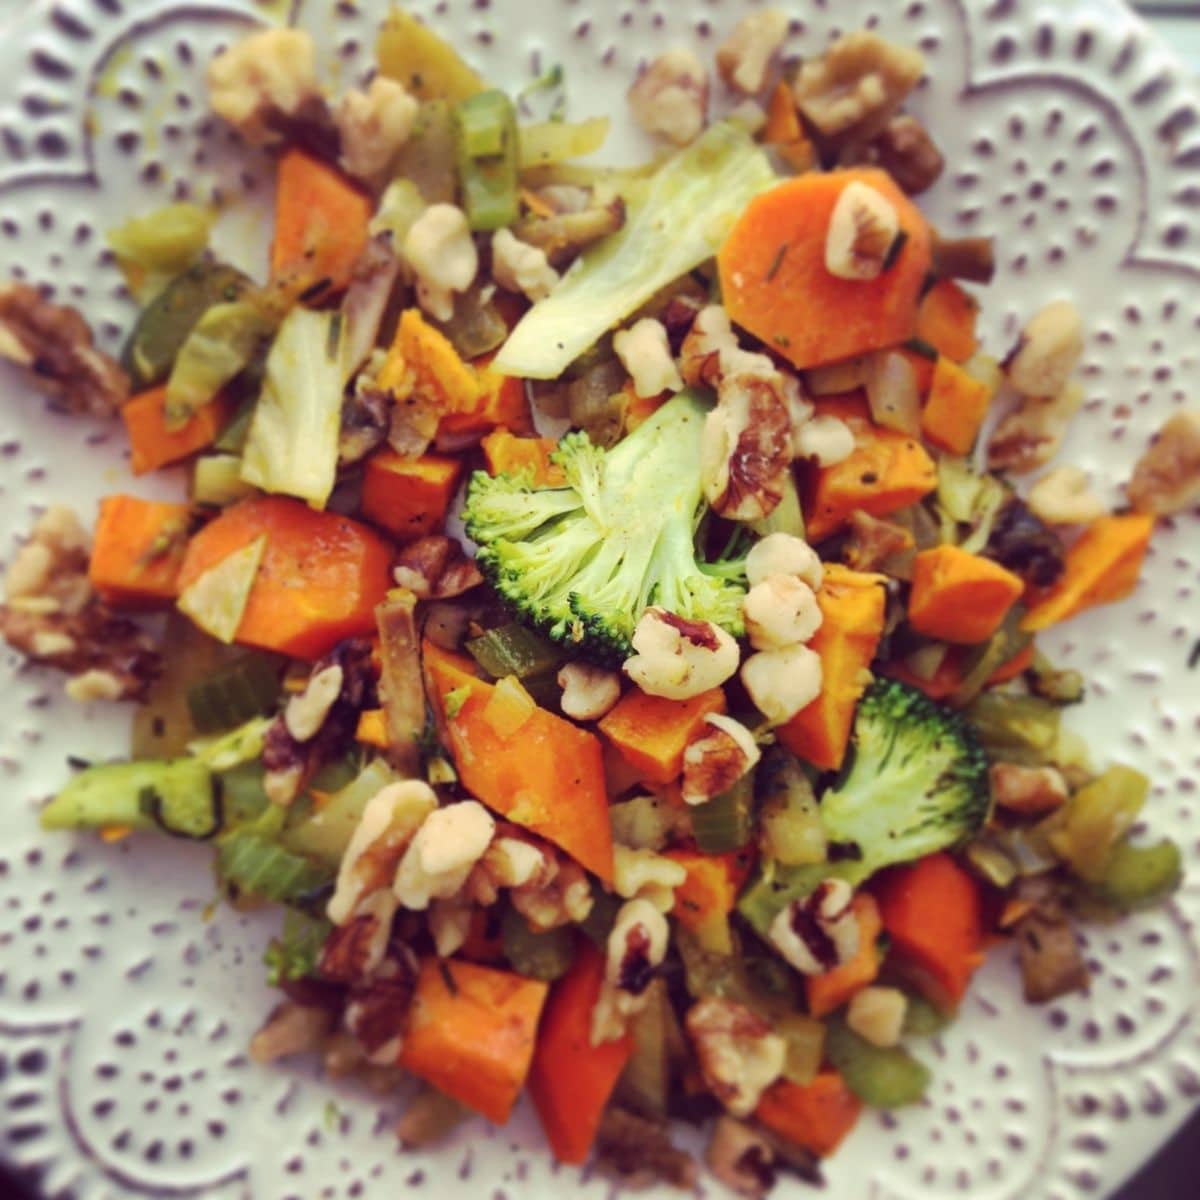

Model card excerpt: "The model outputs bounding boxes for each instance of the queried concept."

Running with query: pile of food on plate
[2,8,1198,1192]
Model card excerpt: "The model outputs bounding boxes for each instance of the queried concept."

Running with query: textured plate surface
[0,1,1198,1198]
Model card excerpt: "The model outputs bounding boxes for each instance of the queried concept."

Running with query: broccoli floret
[463,389,747,663]
[820,679,990,875]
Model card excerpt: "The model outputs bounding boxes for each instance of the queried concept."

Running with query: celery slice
[176,535,267,644]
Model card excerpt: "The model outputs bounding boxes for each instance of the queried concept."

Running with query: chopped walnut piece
[0,283,129,415]
[716,10,789,96]
[825,180,900,281]
[628,49,709,146]
[707,1116,777,1199]
[701,372,793,521]
[685,995,786,1117]
[319,889,398,983]
[336,76,418,188]
[206,27,324,147]
[344,973,413,1064]
[510,858,593,931]
[847,114,944,195]
[792,32,924,148]
[768,878,859,975]
[392,536,482,599]
[990,763,1069,815]
[1027,466,1106,527]
[1127,409,1200,516]
[842,509,914,574]
[682,713,761,806]
[987,383,1083,475]
[1,507,159,700]
[595,1108,699,1191]
[1005,300,1084,399]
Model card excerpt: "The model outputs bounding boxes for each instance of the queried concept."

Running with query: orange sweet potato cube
[361,450,464,540]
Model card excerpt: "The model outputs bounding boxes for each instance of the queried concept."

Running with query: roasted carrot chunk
[481,429,565,485]
[908,545,1024,644]
[755,1073,863,1157]
[718,169,933,370]
[803,395,938,542]
[423,640,614,882]
[915,278,979,364]
[1021,513,1155,632]
[360,451,464,540]
[598,687,727,784]
[88,495,193,610]
[123,386,231,475]
[528,942,633,1163]
[270,148,371,299]
[400,958,548,1125]
[778,565,887,771]
[176,496,394,659]
[920,356,992,456]
[874,852,985,1010]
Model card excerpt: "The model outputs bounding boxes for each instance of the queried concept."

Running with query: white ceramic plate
[1,1,1198,1197]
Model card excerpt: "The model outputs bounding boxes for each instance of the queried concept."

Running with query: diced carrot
[176,496,394,660]
[379,308,483,414]
[597,688,727,785]
[718,169,933,370]
[439,354,532,438]
[755,1073,863,1158]
[481,428,565,486]
[400,957,548,1125]
[528,942,634,1164]
[1021,513,1155,632]
[873,852,985,1010]
[270,148,371,300]
[99,824,135,843]
[355,708,388,749]
[663,849,746,949]
[915,279,979,364]
[88,495,193,610]
[803,395,938,542]
[761,82,816,173]
[123,385,232,475]
[360,450,464,540]
[423,640,614,882]
[805,894,883,1018]
[778,565,887,772]
[920,356,992,456]
[908,545,1025,644]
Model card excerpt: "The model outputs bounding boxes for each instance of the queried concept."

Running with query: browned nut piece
[716,10,790,96]
[628,50,709,145]
[990,763,1069,815]
[0,283,129,415]
[792,31,924,147]
[1127,409,1200,516]
[865,114,945,195]
[701,373,794,521]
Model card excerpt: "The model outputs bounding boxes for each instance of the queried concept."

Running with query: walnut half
[0,283,129,415]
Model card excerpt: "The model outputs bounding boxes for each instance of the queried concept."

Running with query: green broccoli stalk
[463,389,747,663]
[821,679,991,874]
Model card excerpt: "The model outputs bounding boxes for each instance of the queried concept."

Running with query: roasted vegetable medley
[3,8,1199,1193]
